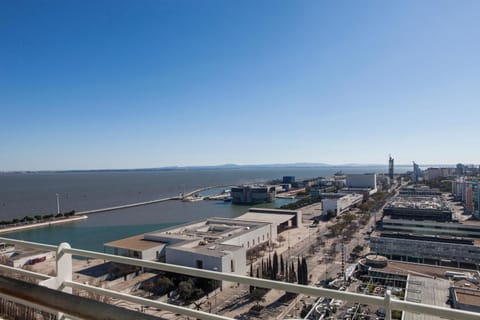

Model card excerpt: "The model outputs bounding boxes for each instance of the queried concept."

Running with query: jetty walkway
[77,185,225,215]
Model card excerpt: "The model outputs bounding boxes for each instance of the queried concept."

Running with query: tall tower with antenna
[388,155,394,181]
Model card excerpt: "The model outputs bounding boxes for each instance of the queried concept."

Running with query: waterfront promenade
[0,215,88,235]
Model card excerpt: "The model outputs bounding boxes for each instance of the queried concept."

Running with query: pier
[76,185,226,215]
[77,197,178,215]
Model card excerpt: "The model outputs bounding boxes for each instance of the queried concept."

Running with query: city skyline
[1,1,480,171]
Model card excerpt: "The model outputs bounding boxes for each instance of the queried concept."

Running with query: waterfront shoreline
[0,215,88,235]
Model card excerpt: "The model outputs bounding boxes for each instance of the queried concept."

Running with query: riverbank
[0,215,88,235]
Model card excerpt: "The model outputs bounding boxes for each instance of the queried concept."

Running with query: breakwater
[76,186,223,215]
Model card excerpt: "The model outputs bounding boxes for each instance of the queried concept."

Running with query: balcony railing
[0,237,478,320]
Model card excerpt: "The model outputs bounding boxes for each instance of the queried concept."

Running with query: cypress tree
[268,255,273,280]
[302,256,308,285]
[273,252,279,280]
[291,261,296,283]
[297,256,302,284]
[280,254,285,278]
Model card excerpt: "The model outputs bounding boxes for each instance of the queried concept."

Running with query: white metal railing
[0,237,479,320]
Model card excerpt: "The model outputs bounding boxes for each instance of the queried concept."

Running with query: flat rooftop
[383,217,480,227]
[372,230,478,245]
[235,212,294,225]
[386,195,450,211]
[169,241,243,257]
[8,247,53,260]
[363,259,477,280]
[145,217,270,242]
[453,280,480,307]
[404,275,450,320]
[105,234,164,251]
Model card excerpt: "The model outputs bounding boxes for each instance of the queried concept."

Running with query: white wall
[142,245,165,260]
[221,224,272,249]
[346,174,376,189]
[166,247,224,272]
[322,198,339,214]
[165,246,247,286]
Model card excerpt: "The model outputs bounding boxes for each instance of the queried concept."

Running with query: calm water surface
[0,166,408,251]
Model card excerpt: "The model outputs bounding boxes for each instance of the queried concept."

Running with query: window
[267,232,269,239]
[263,235,265,241]
[258,236,260,243]
[253,239,255,245]
[247,241,250,248]
[196,260,203,269]
[231,260,235,272]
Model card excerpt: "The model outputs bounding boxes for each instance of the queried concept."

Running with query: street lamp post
[56,193,60,214]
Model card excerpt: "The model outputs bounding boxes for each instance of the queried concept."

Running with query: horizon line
[1,162,469,174]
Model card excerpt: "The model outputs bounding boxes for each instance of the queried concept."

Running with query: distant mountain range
[2,162,439,174]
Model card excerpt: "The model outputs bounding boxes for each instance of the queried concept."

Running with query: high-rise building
[388,155,394,181]
[412,161,421,183]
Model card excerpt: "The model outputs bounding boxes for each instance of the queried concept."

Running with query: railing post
[57,242,73,293]
[39,242,72,293]
[38,242,72,319]
[384,289,392,320]
[40,242,72,293]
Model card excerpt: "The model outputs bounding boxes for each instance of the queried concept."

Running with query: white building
[346,173,376,189]
[322,193,363,215]
[105,209,300,285]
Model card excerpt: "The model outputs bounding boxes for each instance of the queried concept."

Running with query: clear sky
[1,1,479,171]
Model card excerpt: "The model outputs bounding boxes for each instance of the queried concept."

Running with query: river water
[0,166,409,251]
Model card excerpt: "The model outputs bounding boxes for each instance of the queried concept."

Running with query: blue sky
[1,1,479,171]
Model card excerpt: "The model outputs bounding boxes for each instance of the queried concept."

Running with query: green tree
[178,279,196,303]
[343,213,357,223]
[157,276,174,293]
[280,255,285,278]
[272,251,278,280]
[249,288,266,308]
[297,256,302,284]
[302,256,308,285]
